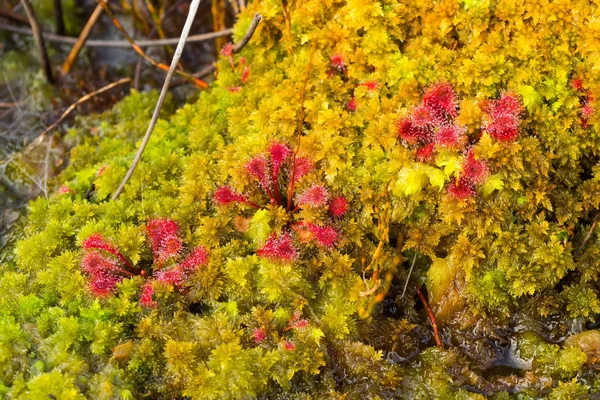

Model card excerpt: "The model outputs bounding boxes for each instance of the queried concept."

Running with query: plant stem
[416,287,443,348]
[112,0,203,201]
[19,0,55,84]
[53,0,65,35]
[62,2,105,75]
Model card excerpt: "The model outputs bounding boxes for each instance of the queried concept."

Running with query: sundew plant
[2,0,600,398]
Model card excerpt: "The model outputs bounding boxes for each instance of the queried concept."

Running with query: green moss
[2,0,600,397]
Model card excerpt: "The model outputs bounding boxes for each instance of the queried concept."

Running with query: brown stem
[287,40,317,210]
[0,7,30,25]
[416,287,443,348]
[20,0,55,84]
[62,2,105,75]
[233,13,262,53]
[14,78,131,158]
[575,211,600,259]
[53,0,65,35]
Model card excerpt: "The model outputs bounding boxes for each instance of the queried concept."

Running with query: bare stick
[95,0,207,88]
[0,7,30,25]
[61,3,105,75]
[19,0,54,84]
[53,0,65,35]
[401,253,417,298]
[416,287,443,348]
[112,0,202,201]
[21,78,131,155]
[233,14,262,53]
[0,22,233,47]
[576,211,600,259]
[194,13,262,78]
[286,40,317,210]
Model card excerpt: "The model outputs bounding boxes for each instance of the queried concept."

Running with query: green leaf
[519,85,542,112]
[480,174,504,198]
[425,167,446,191]
[393,167,429,196]
[245,209,272,244]
[436,154,461,177]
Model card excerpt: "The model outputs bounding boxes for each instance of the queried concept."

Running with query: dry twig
[19,0,54,84]
[62,3,105,75]
[287,39,317,210]
[0,22,233,47]
[416,287,443,348]
[112,0,202,200]
[401,253,417,298]
[17,78,131,156]
[0,7,29,25]
[95,0,207,88]
[575,211,600,259]
[53,0,65,35]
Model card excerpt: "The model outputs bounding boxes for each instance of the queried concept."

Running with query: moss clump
[2,0,600,398]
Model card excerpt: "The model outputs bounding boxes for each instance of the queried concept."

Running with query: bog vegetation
[2,0,600,398]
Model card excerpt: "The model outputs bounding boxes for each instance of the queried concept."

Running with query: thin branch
[416,287,443,348]
[401,253,417,298]
[0,22,233,47]
[95,0,207,88]
[0,7,29,25]
[233,13,262,53]
[16,78,131,157]
[19,0,54,84]
[287,39,318,211]
[61,2,105,75]
[193,63,217,78]
[194,13,262,78]
[43,132,52,198]
[575,211,600,259]
[112,0,202,201]
[53,0,65,35]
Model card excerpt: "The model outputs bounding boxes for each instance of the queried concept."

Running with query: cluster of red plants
[572,78,594,127]
[482,92,523,141]
[397,83,464,161]
[448,150,490,199]
[396,83,526,199]
[214,142,349,261]
[221,43,250,92]
[81,218,208,307]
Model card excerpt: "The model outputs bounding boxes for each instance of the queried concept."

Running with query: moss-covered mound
[2,0,600,398]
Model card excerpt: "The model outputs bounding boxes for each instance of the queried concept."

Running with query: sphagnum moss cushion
[2,0,600,398]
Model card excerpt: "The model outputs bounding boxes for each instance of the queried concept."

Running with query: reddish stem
[272,172,282,205]
[243,199,261,209]
[109,264,137,278]
[115,253,134,270]
[416,287,443,348]
[263,185,276,204]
